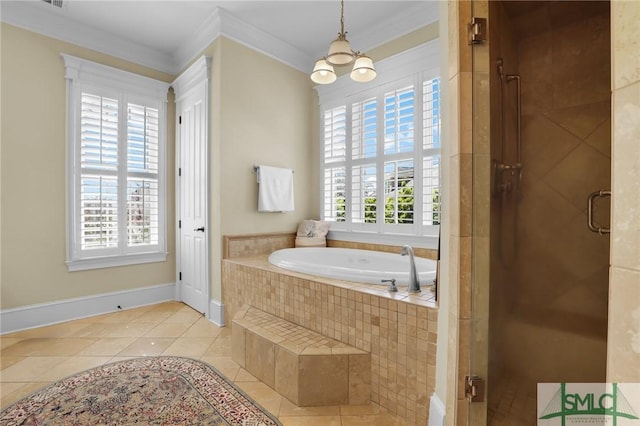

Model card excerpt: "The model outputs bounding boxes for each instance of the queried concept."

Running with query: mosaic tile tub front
[222,256,438,424]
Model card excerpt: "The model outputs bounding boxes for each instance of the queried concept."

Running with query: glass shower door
[469,0,491,425]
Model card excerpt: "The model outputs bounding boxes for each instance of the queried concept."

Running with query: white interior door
[174,58,210,315]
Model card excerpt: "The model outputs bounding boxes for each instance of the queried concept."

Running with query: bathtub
[268,247,437,286]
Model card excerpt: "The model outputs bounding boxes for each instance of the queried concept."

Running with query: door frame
[172,56,212,318]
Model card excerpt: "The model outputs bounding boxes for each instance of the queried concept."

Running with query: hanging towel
[257,165,294,212]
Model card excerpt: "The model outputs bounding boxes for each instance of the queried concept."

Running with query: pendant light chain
[339,0,346,40]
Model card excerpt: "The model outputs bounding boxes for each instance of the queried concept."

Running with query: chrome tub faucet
[401,245,421,293]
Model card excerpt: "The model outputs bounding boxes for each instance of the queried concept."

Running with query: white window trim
[62,54,170,271]
[315,41,441,249]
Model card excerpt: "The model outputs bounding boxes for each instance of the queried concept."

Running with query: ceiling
[1,0,438,75]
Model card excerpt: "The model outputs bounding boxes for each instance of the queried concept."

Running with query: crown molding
[173,7,314,76]
[1,2,437,77]
[172,56,212,101]
[0,1,177,74]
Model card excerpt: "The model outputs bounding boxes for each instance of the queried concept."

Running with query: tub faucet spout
[401,245,421,293]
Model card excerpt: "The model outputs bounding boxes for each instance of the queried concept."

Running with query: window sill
[327,230,439,250]
[66,252,168,272]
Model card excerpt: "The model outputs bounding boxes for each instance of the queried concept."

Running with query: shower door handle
[587,190,611,235]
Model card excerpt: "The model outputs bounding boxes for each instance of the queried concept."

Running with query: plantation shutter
[127,103,160,247]
[80,93,119,250]
[351,98,377,160]
[323,106,347,222]
[78,95,162,251]
[422,77,441,226]
[382,85,416,226]
[323,105,346,164]
[384,85,415,155]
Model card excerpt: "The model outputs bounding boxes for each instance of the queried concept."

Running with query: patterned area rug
[0,356,282,426]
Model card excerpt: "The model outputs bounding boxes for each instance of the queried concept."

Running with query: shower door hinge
[465,375,485,402]
[468,17,487,44]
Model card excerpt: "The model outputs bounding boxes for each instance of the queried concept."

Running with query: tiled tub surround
[223,232,439,261]
[222,255,438,424]
[232,305,371,407]
[223,232,297,259]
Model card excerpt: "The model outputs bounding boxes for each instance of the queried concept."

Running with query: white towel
[257,165,294,212]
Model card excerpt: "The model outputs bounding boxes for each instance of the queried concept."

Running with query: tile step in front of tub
[231,305,371,407]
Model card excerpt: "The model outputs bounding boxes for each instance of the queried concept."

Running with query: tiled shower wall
[513,4,611,326]
[607,0,640,384]
[488,0,520,383]
[499,2,611,382]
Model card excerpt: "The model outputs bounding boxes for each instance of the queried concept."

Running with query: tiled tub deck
[222,255,438,424]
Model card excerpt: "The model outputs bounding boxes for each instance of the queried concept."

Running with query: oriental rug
[0,356,281,426]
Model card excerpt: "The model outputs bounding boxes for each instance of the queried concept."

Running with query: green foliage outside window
[432,188,440,225]
[336,185,440,225]
[336,196,346,222]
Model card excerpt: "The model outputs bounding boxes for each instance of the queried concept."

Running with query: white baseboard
[209,299,224,327]
[429,393,446,426]
[0,283,176,335]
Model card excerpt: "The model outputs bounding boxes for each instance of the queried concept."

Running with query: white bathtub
[268,247,437,286]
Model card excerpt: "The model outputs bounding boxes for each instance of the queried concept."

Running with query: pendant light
[310,0,376,85]
[350,54,376,82]
[311,59,337,84]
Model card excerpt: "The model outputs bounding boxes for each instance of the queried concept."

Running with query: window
[63,54,170,271]
[317,42,441,243]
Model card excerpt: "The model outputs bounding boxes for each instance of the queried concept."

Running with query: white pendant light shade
[309,0,376,85]
[326,37,354,66]
[350,55,376,83]
[310,59,337,84]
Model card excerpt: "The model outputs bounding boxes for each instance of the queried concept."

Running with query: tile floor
[0,301,404,425]
[487,370,537,426]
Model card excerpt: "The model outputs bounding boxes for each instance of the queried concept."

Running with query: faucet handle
[381,278,398,292]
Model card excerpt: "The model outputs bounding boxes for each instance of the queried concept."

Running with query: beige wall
[369,23,439,62]
[607,0,640,383]
[0,23,176,310]
[218,38,318,236]
[190,37,318,303]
